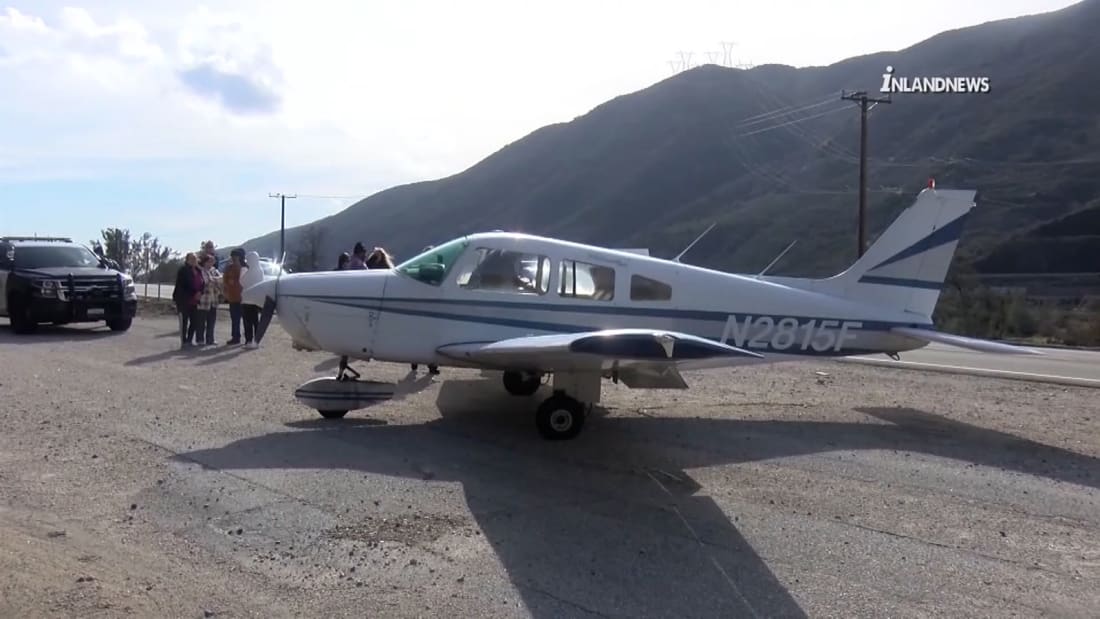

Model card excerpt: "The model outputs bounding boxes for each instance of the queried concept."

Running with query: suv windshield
[14,245,103,269]
[396,237,469,285]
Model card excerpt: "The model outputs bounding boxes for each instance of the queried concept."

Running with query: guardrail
[136,282,175,300]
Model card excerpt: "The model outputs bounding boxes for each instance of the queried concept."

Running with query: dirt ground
[1,314,1098,618]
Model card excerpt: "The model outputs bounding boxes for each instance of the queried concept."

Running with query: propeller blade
[254,295,277,344]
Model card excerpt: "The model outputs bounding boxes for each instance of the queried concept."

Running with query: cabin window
[395,237,469,286]
[559,260,615,301]
[630,274,672,301]
[456,247,551,295]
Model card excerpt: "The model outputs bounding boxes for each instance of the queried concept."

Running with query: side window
[559,260,615,301]
[456,248,550,295]
[630,274,672,301]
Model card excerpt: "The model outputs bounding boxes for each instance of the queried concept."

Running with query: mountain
[239,0,1100,279]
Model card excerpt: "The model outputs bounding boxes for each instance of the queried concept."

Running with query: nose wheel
[535,392,586,440]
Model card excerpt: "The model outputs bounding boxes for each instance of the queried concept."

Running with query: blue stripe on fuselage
[290,294,920,357]
[286,294,918,331]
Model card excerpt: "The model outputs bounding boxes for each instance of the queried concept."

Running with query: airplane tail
[796,187,977,321]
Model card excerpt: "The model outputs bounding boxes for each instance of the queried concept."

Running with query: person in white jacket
[239,250,265,349]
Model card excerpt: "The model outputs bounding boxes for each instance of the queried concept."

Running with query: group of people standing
[172,240,263,350]
[170,238,440,376]
[336,242,396,270]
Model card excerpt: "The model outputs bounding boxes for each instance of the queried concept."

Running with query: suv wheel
[8,296,37,334]
[106,316,133,332]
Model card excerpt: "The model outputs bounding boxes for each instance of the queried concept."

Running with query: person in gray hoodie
[239,250,265,349]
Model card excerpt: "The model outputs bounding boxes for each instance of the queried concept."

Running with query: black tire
[318,409,348,419]
[503,370,541,396]
[535,395,586,440]
[8,296,37,334]
[106,316,132,332]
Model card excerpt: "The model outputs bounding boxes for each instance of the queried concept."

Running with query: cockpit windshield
[395,236,470,285]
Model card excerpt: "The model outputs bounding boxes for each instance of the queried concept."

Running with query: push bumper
[28,297,137,323]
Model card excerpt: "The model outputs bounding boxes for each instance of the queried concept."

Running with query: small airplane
[241,186,1039,440]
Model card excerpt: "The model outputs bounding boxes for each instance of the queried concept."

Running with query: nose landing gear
[296,356,395,420]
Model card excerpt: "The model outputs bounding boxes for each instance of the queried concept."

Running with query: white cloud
[0,0,1084,197]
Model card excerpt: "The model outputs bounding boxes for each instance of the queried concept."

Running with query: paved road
[844,343,1100,388]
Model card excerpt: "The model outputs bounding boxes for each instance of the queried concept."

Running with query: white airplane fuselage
[255,232,932,369]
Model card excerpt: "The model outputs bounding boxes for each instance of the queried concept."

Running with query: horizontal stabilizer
[891,327,1043,355]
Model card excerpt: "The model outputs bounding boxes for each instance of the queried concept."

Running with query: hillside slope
[240,0,1100,277]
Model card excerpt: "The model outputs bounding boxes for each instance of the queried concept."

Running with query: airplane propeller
[253,251,285,345]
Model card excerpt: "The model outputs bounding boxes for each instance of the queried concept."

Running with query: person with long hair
[195,253,223,346]
[365,247,395,269]
[172,252,203,349]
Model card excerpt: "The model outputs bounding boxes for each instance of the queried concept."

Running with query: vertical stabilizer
[797,188,977,320]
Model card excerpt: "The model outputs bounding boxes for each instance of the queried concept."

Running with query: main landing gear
[535,391,587,440]
[502,370,598,441]
[502,370,542,396]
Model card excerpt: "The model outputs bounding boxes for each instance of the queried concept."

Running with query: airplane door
[360,271,389,359]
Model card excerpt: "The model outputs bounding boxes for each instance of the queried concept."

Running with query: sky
[0,0,1082,256]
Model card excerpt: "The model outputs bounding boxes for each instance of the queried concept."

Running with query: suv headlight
[121,275,136,300]
[36,279,61,298]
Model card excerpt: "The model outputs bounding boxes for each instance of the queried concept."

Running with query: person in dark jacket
[348,242,368,269]
[336,252,350,270]
[172,252,204,349]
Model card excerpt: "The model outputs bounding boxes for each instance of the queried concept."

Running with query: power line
[734,96,839,128]
[735,105,849,137]
[293,194,366,199]
[840,90,892,258]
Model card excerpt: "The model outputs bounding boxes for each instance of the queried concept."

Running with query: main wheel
[318,409,348,419]
[535,395,586,440]
[503,370,541,396]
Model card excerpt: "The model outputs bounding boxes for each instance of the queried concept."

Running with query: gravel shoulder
[1,315,1098,618]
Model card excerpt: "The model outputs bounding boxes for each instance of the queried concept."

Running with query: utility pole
[840,90,891,257]
[268,193,297,261]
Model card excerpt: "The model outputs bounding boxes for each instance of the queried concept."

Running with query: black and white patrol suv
[0,236,138,334]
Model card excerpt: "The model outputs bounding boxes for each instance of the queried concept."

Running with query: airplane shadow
[177,379,1100,617]
[313,357,341,373]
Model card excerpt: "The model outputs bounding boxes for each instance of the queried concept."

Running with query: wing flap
[891,327,1043,355]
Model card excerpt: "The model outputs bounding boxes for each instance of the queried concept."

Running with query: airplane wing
[437,328,763,388]
[890,327,1043,355]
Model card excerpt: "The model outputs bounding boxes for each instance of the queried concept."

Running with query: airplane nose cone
[242,277,275,307]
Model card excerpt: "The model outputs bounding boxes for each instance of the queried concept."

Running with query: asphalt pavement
[844,343,1100,388]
